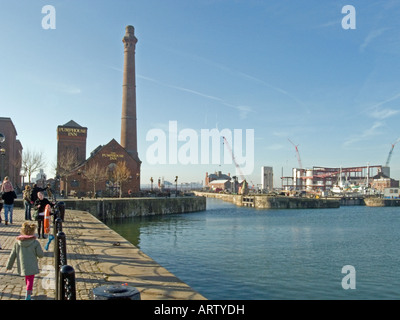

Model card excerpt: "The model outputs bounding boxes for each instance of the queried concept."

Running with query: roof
[0,117,18,136]
[62,120,84,128]
[208,173,230,180]
[209,179,230,184]
[74,138,140,171]
[373,171,390,180]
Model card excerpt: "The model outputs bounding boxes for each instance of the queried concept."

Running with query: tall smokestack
[121,25,139,160]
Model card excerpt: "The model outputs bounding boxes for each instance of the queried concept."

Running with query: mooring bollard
[55,231,67,299]
[58,201,65,221]
[54,217,63,236]
[58,265,76,300]
[92,285,141,300]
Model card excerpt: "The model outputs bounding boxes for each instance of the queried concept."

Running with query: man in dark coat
[30,184,47,204]
[2,189,17,224]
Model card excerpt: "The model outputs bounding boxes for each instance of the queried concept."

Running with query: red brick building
[371,171,399,193]
[57,27,143,197]
[60,138,141,197]
[0,117,23,187]
[57,120,87,165]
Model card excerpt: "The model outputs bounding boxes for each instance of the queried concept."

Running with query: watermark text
[146,121,254,176]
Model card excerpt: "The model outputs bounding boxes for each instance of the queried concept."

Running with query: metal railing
[52,202,76,300]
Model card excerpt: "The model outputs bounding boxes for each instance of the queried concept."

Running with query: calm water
[105,198,400,300]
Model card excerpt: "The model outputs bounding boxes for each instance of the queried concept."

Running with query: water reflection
[105,198,400,299]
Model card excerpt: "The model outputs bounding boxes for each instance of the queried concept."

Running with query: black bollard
[54,217,63,235]
[58,265,76,300]
[55,231,67,299]
[58,201,65,221]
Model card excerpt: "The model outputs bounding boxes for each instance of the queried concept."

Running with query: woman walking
[23,185,33,220]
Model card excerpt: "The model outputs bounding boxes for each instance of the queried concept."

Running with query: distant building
[261,166,273,191]
[0,117,23,187]
[208,179,231,191]
[283,165,399,194]
[383,187,399,199]
[34,169,47,188]
[371,171,399,193]
[205,171,231,186]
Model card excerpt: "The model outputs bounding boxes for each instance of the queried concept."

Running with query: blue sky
[1,0,400,187]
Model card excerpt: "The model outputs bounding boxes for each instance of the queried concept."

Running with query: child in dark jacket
[33,191,54,238]
[6,222,44,300]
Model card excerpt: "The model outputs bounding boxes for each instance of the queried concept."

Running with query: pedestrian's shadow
[34,294,53,300]
[0,292,23,300]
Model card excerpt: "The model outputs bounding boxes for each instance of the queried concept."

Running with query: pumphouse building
[57,26,141,197]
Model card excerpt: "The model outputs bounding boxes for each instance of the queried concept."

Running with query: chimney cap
[126,25,135,34]
[123,25,137,43]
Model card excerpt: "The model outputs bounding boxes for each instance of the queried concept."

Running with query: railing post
[55,231,67,299]
[54,217,63,236]
[57,201,65,221]
[58,265,76,300]
[51,205,76,300]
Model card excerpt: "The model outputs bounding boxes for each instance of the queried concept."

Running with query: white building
[261,166,273,191]
[383,187,399,199]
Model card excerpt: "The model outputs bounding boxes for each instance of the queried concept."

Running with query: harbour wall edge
[13,196,207,219]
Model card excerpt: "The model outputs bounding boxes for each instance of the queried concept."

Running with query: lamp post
[0,132,5,181]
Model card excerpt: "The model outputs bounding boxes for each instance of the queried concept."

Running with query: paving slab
[0,208,206,300]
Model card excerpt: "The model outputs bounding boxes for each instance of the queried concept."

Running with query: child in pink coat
[6,222,44,300]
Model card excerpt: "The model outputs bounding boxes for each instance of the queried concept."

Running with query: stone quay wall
[14,196,206,220]
[194,191,340,209]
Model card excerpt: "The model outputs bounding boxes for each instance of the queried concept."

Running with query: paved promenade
[0,208,206,300]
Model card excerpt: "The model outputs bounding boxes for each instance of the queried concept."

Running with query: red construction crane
[288,138,303,169]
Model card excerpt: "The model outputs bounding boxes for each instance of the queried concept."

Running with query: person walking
[0,195,3,224]
[0,196,1,248]
[1,181,17,225]
[1,176,13,193]
[23,185,33,220]
[33,191,54,238]
[6,222,44,300]
[30,183,48,204]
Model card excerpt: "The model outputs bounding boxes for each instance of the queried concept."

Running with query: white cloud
[343,121,384,147]
[235,106,254,120]
[138,74,255,119]
[25,73,82,95]
[370,108,399,120]
[266,144,284,151]
[367,91,400,120]
[55,83,81,95]
[360,28,389,53]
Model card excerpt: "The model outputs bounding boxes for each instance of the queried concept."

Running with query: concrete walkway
[0,209,206,300]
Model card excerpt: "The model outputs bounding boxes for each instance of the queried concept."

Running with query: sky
[1,0,400,188]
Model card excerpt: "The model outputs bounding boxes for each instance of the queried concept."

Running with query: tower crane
[385,140,400,167]
[222,136,255,190]
[288,138,303,169]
